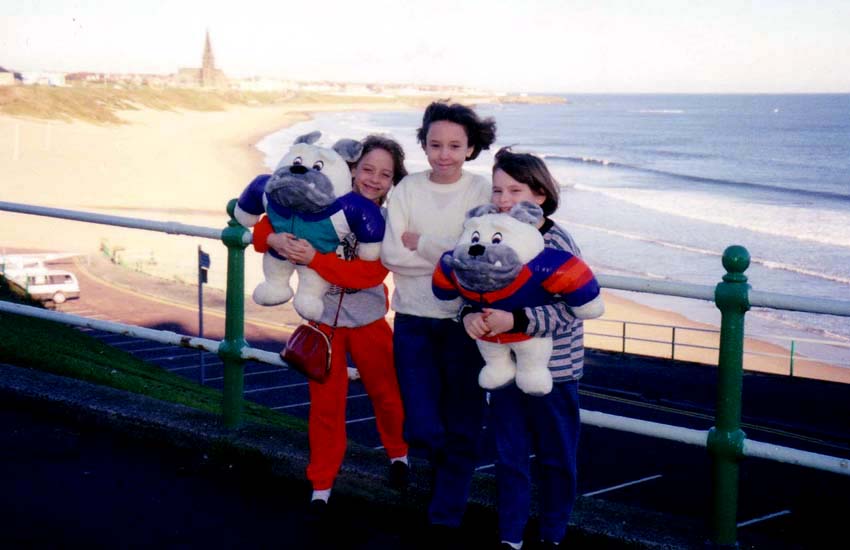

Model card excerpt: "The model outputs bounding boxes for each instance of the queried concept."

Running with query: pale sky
[2,0,849,93]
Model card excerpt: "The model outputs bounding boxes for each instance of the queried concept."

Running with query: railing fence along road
[2,199,850,549]
[585,318,850,375]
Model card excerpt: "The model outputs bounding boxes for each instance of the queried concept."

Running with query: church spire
[201,29,215,87]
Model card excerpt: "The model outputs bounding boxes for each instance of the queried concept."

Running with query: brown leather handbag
[280,292,344,383]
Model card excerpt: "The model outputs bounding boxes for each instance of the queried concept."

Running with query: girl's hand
[268,233,316,265]
[286,238,317,265]
[401,231,420,251]
[266,232,291,255]
[481,308,514,336]
[463,312,491,340]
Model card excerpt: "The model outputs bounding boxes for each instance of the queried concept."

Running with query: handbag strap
[306,289,345,340]
[326,290,345,341]
[330,290,344,327]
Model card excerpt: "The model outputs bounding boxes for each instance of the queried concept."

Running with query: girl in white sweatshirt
[380,101,496,533]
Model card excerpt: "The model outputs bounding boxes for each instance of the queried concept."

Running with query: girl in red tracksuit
[253,135,409,512]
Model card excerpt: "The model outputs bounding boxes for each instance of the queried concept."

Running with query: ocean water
[257,94,850,364]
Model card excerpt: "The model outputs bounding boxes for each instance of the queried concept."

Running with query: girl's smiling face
[352,148,395,203]
[492,168,546,213]
[424,120,473,184]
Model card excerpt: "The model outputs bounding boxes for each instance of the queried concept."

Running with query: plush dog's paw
[253,282,293,306]
[478,364,516,391]
[293,294,325,322]
[515,369,553,396]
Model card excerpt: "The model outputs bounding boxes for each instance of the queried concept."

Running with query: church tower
[201,30,215,88]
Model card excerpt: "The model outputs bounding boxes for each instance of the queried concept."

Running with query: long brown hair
[358,134,408,184]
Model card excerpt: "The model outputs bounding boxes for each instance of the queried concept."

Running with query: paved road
[22,257,850,548]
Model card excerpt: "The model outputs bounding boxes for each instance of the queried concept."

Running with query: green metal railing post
[707,245,751,549]
[218,198,250,428]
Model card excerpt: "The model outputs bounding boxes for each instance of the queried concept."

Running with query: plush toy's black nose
[290,164,308,175]
[468,244,485,257]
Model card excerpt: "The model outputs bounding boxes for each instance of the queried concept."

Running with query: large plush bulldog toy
[234,131,385,321]
[432,202,604,395]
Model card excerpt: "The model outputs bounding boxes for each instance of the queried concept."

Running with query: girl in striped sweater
[462,147,604,549]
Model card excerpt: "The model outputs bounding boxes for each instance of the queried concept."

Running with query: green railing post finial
[708,244,751,549]
[218,198,250,429]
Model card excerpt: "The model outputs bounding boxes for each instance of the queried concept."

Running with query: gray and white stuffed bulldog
[235,131,386,321]
[433,202,604,395]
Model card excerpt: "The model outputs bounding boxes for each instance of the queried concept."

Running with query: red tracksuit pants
[306,317,408,490]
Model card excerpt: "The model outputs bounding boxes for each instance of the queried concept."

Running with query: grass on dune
[0,281,306,432]
[0,84,297,124]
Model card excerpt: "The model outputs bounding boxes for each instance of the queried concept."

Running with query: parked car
[8,269,81,304]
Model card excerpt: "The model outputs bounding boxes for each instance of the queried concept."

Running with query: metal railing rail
[581,410,849,475]
[585,318,850,370]
[599,272,850,316]
[0,301,284,367]
[3,199,850,548]
[0,200,237,243]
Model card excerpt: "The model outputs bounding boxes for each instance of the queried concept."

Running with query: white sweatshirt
[381,170,491,319]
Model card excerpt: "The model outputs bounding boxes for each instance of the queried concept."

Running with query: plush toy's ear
[332,139,364,163]
[466,203,500,219]
[509,201,544,225]
[294,131,322,145]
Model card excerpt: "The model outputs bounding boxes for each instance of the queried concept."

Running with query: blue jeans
[490,380,580,544]
[393,313,486,527]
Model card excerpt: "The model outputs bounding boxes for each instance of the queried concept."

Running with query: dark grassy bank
[0,280,304,431]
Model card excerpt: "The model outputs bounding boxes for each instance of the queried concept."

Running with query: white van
[10,269,81,304]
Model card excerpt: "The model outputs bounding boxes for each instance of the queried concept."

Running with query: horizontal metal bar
[599,274,850,318]
[598,274,715,301]
[743,438,850,476]
[583,409,850,476]
[747,333,850,348]
[618,335,676,346]
[0,301,282,367]
[748,290,850,317]
[582,409,709,446]
[590,317,721,334]
[0,200,253,245]
[242,348,287,367]
[586,331,849,368]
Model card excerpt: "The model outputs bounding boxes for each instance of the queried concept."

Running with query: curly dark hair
[358,134,408,185]
[416,101,497,160]
[493,147,560,216]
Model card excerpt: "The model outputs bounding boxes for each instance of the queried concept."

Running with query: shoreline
[1,100,843,383]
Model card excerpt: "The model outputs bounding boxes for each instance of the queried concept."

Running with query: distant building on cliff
[174,30,228,89]
[0,66,20,86]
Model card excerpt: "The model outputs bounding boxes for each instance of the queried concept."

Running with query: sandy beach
[1,99,841,382]
[0,99,413,290]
